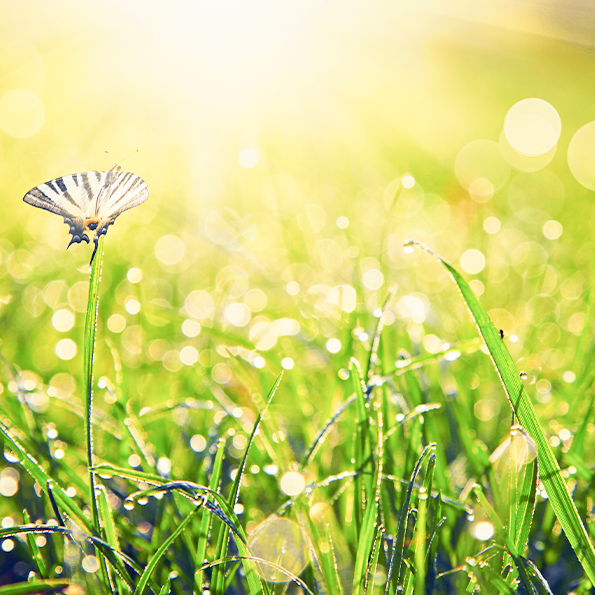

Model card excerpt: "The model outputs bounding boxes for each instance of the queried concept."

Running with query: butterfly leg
[89,237,100,266]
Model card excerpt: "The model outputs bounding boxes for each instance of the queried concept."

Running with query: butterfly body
[23,164,149,264]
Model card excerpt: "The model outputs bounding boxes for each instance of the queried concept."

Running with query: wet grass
[1,237,595,595]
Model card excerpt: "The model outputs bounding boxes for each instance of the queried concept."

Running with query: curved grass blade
[410,239,595,583]
[521,557,554,595]
[0,524,146,594]
[91,466,251,545]
[0,579,75,595]
[302,394,356,468]
[0,418,91,531]
[125,480,246,546]
[385,338,483,377]
[365,286,397,380]
[199,556,316,595]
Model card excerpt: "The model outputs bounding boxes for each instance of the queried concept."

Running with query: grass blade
[22,509,48,579]
[386,443,436,593]
[411,239,595,583]
[133,506,201,595]
[0,419,91,531]
[0,580,75,595]
[83,234,104,535]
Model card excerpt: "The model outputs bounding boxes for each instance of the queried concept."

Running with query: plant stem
[84,234,105,534]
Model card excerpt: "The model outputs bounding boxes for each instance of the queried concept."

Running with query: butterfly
[23,164,149,265]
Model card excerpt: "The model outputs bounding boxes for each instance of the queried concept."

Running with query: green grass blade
[386,443,435,593]
[352,494,381,595]
[302,394,356,468]
[364,524,384,595]
[0,580,75,595]
[0,419,91,531]
[195,438,226,593]
[158,578,170,595]
[414,454,435,594]
[133,506,201,595]
[83,234,104,535]
[210,375,282,595]
[521,557,555,595]
[97,485,130,594]
[22,509,47,579]
[510,430,538,553]
[0,525,143,593]
[350,357,374,533]
[412,240,595,583]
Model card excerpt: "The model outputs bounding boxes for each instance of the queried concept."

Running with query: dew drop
[519,371,528,380]
[123,499,135,511]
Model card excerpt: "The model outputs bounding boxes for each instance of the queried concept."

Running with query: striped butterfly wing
[23,171,103,216]
[95,168,149,225]
[23,165,149,265]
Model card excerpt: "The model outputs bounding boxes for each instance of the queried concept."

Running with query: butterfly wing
[23,166,149,266]
[23,171,105,247]
[95,169,149,222]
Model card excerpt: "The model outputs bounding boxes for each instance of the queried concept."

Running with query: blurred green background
[1,0,595,442]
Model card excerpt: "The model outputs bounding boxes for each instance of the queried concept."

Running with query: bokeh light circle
[460,249,486,275]
[279,471,306,496]
[155,235,185,265]
[239,148,259,168]
[55,339,77,360]
[0,89,45,137]
[499,130,556,172]
[248,516,310,582]
[454,139,510,199]
[568,121,595,191]
[504,98,561,156]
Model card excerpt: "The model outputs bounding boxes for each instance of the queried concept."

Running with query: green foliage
[2,23,595,591]
[2,236,595,594]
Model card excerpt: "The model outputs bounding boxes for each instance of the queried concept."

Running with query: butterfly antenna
[105,149,139,168]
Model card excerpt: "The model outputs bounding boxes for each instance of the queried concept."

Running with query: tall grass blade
[195,438,225,593]
[411,239,595,583]
[83,234,105,534]
[350,357,373,533]
[386,443,435,593]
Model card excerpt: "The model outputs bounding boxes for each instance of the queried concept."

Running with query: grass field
[2,3,595,594]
